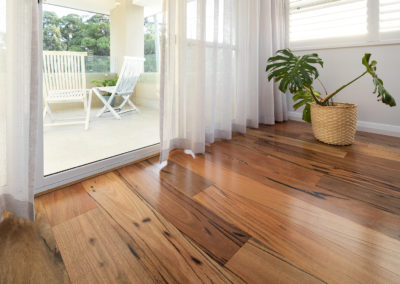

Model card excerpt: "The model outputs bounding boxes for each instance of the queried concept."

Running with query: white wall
[133,73,160,109]
[289,44,400,136]
[110,1,144,72]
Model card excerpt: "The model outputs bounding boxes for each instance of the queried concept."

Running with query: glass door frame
[35,0,160,195]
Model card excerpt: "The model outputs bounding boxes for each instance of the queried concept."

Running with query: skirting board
[288,111,400,138]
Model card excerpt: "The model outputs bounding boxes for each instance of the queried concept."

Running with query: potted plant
[92,76,119,107]
[266,49,396,145]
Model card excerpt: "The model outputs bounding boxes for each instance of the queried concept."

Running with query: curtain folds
[0,0,41,221]
[160,0,288,162]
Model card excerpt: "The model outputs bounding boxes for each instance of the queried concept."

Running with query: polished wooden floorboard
[0,199,70,283]
[3,121,400,283]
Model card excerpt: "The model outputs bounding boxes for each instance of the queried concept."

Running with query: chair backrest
[42,51,87,94]
[115,57,145,95]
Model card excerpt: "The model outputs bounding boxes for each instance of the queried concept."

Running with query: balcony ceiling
[44,0,162,16]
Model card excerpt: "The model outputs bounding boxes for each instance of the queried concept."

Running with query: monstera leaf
[265,50,396,124]
[293,88,322,123]
[362,54,396,107]
[266,49,323,94]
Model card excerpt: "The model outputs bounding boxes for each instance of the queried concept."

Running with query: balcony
[44,70,160,176]
[42,0,161,175]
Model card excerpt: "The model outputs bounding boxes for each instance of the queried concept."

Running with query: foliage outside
[43,8,160,73]
[266,49,396,123]
[144,17,160,73]
[43,10,110,73]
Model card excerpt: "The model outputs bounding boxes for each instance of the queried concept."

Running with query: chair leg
[85,90,92,130]
[93,88,121,119]
[127,98,140,113]
[118,95,131,110]
[96,105,107,117]
[118,94,139,113]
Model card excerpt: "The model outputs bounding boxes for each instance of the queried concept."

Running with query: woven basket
[311,103,358,145]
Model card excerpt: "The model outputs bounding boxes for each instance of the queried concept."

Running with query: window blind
[289,0,368,42]
[380,0,400,32]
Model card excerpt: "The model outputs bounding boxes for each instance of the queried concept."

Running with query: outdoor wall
[133,73,160,109]
[110,0,144,72]
[289,44,400,136]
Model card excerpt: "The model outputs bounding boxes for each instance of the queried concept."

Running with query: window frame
[289,0,400,51]
[36,2,161,194]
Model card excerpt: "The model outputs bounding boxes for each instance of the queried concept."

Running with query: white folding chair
[43,51,92,130]
[93,56,145,119]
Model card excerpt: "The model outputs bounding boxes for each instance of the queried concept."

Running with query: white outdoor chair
[42,51,92,130]
[93,56,145,119]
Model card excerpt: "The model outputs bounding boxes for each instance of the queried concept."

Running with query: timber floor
[1,120,400,283]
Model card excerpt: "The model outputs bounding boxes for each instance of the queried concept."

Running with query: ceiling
[134,0,162,16]
[44,0,162,17]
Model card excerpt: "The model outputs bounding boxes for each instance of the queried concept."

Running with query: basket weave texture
[311,103,358,145]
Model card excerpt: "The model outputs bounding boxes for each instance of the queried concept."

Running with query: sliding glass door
[37,1,162,193]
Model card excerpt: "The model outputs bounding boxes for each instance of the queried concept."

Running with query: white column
[110,0,144,73]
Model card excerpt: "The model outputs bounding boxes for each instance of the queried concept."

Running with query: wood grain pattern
[40,183,97,227]
[316,175,400,215]
[52,208,154,284]
[81,172,243,283]
[242,128,400,188]
[147,156,214,196]
[194,185,400,283]
[0,200,70,284]
[117,162,250,265]
[170,151,400,274]
[219,135,400,239]
[6,121,399,283]
[196,140,400,240]
[226,238,323,284]
[245,128,348,158]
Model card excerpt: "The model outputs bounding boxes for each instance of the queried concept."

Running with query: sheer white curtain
[259,0,288,123]
[0,0,41,221]
[160,0,287,162]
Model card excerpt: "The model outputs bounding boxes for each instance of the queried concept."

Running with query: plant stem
[322,71,368,104]
[305,86,323,105]
[317,78,328,95]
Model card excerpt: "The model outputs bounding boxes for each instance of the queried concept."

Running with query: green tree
[43,11,66,51]
[42,11,111,56]
[144,18,159,72]
[42,8,112,75]
[84,14,110,55]
[60,14,84,51]
[81,37,97,51]
[96,36,110,56]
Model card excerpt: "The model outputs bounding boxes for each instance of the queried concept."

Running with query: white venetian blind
[380,0,400,32]
[289,0,368,42]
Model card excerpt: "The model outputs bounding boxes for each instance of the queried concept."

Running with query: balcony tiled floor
[44,105,159,175]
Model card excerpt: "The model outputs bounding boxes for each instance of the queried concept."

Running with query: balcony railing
[85,55,113,74]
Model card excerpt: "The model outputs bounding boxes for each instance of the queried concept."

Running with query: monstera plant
[266,49,396,123]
